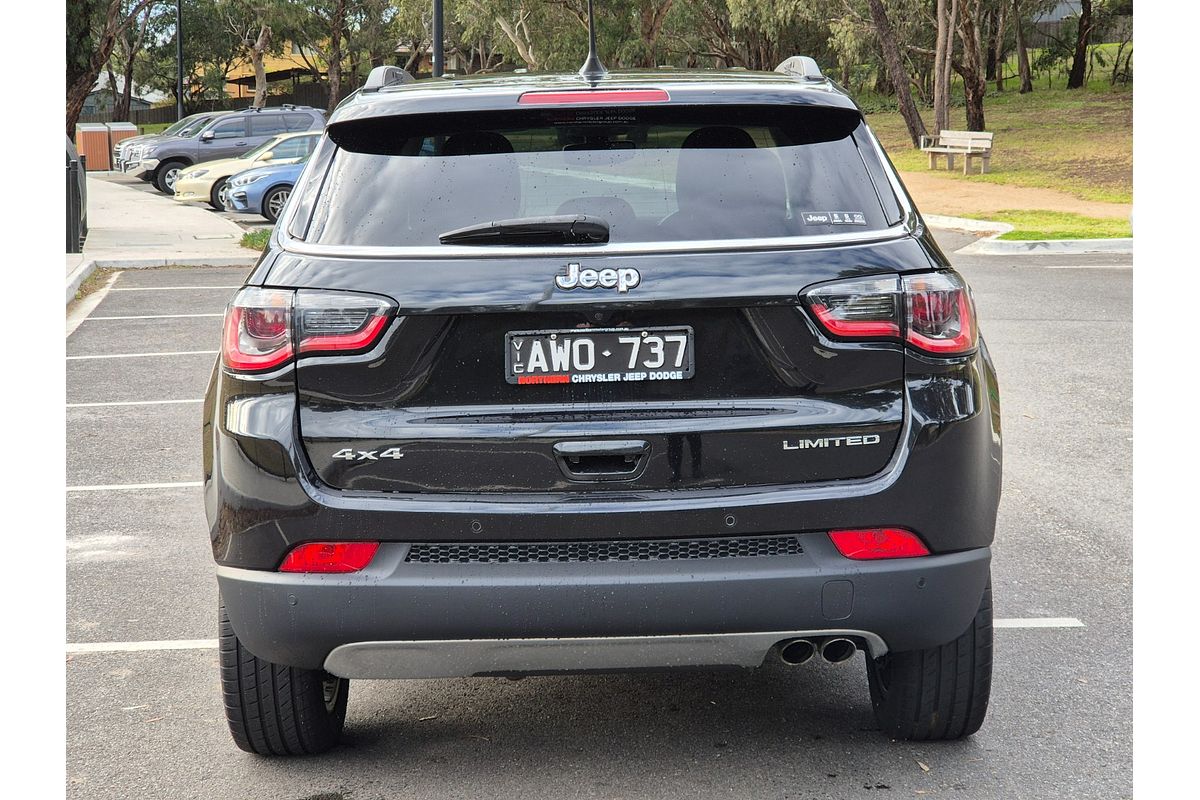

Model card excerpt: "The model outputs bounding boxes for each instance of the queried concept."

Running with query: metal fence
[67,156,87,255]
[78,82,331,127]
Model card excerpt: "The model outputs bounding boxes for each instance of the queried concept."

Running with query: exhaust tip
[820,638,857,664]
[779,639,816,665]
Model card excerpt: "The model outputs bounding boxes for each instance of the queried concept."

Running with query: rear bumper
[218,537,991,674]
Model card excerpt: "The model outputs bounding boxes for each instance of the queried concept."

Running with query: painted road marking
[85,313,224,320]
[67,640,218,654]
[65,619,1088,655]
[67,399,204,408]
[67,350,219,360]
[110,286,241,291]
[66,271,121,336]
[994,617,1086,628]
[67,481,203,492]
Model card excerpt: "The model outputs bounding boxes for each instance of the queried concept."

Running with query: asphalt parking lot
[65,232,1132,800]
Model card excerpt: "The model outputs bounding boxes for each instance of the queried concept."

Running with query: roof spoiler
[774,56,825,82]
[362,65,415,93]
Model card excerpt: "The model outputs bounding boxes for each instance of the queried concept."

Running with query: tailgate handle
[553,440,649,481]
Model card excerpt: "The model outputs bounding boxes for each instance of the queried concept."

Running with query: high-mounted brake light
[517,89,670,105]
[828,528,930,560]
[802,271,977,356]
[279,541,380,573]
[221,288,396,373]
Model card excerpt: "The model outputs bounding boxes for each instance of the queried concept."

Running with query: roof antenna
[578,0,607,82]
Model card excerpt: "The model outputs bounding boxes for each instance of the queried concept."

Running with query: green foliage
[240,229,271,250]
[972,210,1132,240]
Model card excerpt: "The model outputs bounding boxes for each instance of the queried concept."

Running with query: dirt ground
[899,170,1132,220]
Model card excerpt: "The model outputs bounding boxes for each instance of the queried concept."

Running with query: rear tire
[218,603,349,756]
[866,581,992,740]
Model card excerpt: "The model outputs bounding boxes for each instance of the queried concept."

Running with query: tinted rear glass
[308,105,899,246]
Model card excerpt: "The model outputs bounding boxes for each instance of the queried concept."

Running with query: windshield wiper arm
[439,215,609,246]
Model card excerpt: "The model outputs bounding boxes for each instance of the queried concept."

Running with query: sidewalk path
[67,175,257,301]
[899,171,1132,220]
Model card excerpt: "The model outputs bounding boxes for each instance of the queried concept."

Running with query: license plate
[506,326,695,385]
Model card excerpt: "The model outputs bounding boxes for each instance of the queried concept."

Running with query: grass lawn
[241,229,271,251]
[966,209,1132,240]
[864,78,1131,205]
[137,122,172,135]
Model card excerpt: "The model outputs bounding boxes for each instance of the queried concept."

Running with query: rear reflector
[828,528,930,560]
[518,89,670,105]
[279,541,380,573]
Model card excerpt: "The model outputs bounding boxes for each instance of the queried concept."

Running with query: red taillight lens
[517,89,670,105]
[802,271,977,356]
[222,289,395,373]
[278,541,380,573]
[828,528,930,559]
[295,290,394,355]
[222,288,294,372]
[902,272,976,354]
[805,277,902,338]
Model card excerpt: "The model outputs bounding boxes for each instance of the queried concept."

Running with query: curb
[66,255,259,305]
[955,237,1133,256]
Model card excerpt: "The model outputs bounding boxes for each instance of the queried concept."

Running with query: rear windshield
[307,105,901,246]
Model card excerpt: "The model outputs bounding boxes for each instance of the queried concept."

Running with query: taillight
[295,290,394,355]
[802,271,977,356]
[902,272,976,353]
[222,288,395,373]
[278,541,380,573]
[828,528,930,559]
[222,288,293,372]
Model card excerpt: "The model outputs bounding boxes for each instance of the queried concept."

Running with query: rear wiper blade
[439,214,609,246]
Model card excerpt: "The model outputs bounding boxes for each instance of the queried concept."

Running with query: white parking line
[85,313,224,320]
[67,350,219,360]
[1041,264,1132,270]
[67,399,204,408]
[110,286,241,291]
[67,481,203,492]
[994,617,1086,628]
[67,640,218,654]
[64,619,1087,655]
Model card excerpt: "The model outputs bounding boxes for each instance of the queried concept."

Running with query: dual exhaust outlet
[778,637,858,666]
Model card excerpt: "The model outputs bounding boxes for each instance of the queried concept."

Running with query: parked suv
[135,105,324,194]
[204,60,1001,756]
[113,111,228,175]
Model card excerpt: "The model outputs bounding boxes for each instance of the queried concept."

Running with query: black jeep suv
[203,60,1001,756]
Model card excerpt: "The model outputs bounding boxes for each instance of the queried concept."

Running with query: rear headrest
[680,126,756,150]
[442,131,515,156]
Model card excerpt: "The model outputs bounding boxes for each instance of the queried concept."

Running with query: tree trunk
[1067,0,1093,89]
[1014,0,1033,93]
[867,0,928,148]
[251,25,271,109]
[327,0,347,114]
[993,3,1007,92]
[638,2,673,68]
[934,0,959,133]
[984,7,997,81]
[957,1,987,131]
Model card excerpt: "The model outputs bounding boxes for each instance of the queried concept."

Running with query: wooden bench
[920,130,994,174]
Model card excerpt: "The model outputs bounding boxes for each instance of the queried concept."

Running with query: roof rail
[774,56,825,82]
[363,65,415,93]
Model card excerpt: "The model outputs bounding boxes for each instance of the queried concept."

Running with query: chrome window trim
[275,222,914,260]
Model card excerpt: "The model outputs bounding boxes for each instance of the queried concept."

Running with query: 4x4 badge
[555,263,641,293]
